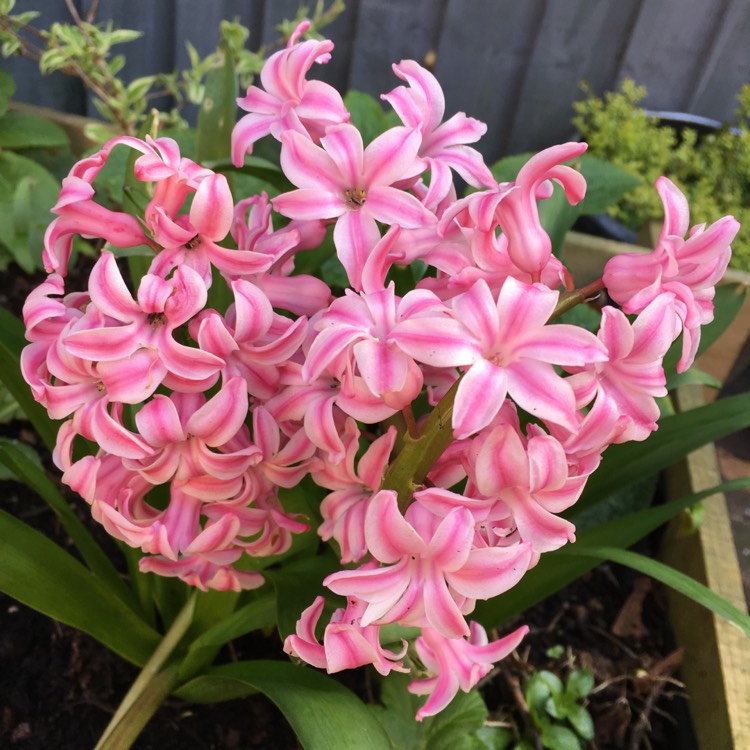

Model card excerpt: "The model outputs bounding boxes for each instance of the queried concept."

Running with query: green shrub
[573,79,750,271]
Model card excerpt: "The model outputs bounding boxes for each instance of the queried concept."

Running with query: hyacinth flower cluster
[21,22,739,721]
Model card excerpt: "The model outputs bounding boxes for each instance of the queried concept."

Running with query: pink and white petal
[186,377,248,447]
[88,252,141,321]
[495,277,558,341]
[507,361,578,431]
[160,337,224,381]
[353,339,408,397]
[452,359,508,439]
[63,323,140,362]
[231,279,274,342]
[423,572,470,638]
[190,173,233,241]
[320,124,365,187]
[135,394,186,446]
[83,400,153,459]
[427,507,474,571]
[365,186,435,228]
[502,488,576,553]
[516,323,607,367]
[446,542,533,599]
[280,130,344,191]
[333,210,382,291]
[390,60,446,130]
[365,490,425,563]
[655,176,690,240]
[273,188,345,221]
[163,265,209,327]
[364,126,424,186]
[391,317,480,368]
[231,112,276,165]
[452,279,501,348]
[98,349,166,404]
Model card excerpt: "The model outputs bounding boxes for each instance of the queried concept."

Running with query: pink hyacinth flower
[565,294,679,454]
[324,490,532,639]
[471,423,583,553]
[409,622,528,719]
[284,594,409,676]
[382,59,495,207]
[603,176,739,372]
[231,21,349,164]
[273,124,434,290]
[62,252,223,388]
[450,277,607,438]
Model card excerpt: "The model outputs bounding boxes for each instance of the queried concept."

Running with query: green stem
[381,277,606,511]
[551,278,605,320]
[95,593,197,750]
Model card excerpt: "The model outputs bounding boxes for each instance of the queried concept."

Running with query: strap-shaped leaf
[177,660,392,749]
[474,478,750,626]
[559,545,750,637]
[0,438,139,607]
[178,592,275,681]
[0,508,160,666]
[576,393,750,514]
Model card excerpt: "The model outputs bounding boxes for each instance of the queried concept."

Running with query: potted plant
[0,4,748,749]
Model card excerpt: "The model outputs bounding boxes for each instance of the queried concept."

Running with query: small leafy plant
[573,79,750,271]
[523,668,595,750]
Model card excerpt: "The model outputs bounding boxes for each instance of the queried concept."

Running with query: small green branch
[551,278,605,320]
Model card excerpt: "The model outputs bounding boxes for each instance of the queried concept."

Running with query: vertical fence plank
[687,0,750,120]
[431,0,546,162]
[345,0,445,99]
[617,0,731,112]
[504,0,643,154]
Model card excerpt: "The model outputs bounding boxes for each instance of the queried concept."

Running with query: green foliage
[573,79,750,270]
[369,672,495,750]
[522,668,594,750]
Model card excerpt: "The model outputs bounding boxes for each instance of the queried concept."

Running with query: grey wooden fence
[3,0,749,163]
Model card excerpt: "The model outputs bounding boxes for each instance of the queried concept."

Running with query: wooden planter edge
[661,385,749,750]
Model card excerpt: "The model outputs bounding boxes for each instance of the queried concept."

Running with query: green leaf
[473,725,515,750]
[0,151,60,271]
[561,545,750,637]
[0,110,69,149]
[473,477,750,625]
[0,438,138,609]
[0,70,15,116]
[344,90,400,145]
[539,724,582,750]
[576,155,642,216]
[0,508,160,665]
[565,669,594,701]
[177,660,392,749]
[267,551,340,640]
[666,367,723,390]
[577,393,750,513]
[369,671,488,750]
[196,42,237,163]
[565,704,594,741]
[177,592,276,681]
[0,306,60,450]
